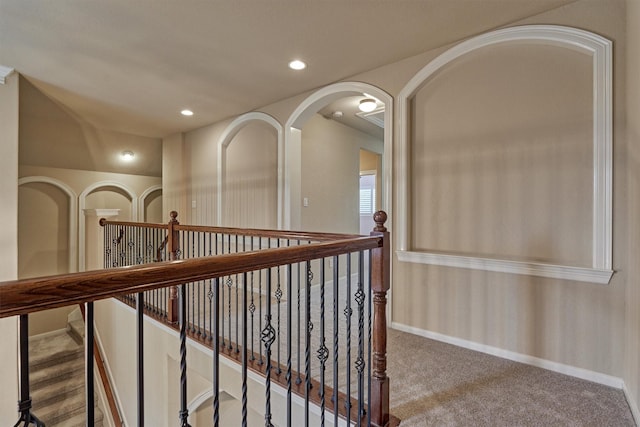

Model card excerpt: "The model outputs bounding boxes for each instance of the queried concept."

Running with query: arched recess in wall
[396,25,612,284]
[284,82,393,231]
[78,181,138,271]
[217,112,283,228]
[139,184,163,223]
[18,176,78,273]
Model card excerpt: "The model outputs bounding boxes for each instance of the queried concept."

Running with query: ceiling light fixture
[181,109,194,116]
[359,98,377,113]
[121,151,134,161]
[288,60,306,70]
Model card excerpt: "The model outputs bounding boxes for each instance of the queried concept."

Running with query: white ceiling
[0,0,577,138]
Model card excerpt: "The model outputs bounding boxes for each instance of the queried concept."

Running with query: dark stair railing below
[1,211,395,427]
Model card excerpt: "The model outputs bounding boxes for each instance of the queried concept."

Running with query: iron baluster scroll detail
[178,284,192,427]
[14,315,45,427]
[261,269,276,427]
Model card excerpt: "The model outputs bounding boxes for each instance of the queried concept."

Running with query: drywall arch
[284,82,393,231]
[396,25,612,284]
[139,184,163,223]
[216,112,283,228]
[78,181,138,271]
[18,176,78,272]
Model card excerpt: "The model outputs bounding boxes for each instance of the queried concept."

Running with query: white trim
[0,65,14,84]
[216,112,284,228]
[138,184,163,222]
[18,176,78,272]
[623,382,640,426]
[397,25,613,284]
[284,81,394,321]
[93,324,128,427]
[78,181,138,271]
[391,322,624,389]
[397,251,614,285]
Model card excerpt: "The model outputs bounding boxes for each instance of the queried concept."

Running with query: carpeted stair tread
[34,387,88,426]
[31,370,85,408]
[67,319,85,343]
[30,352,84,389]
[29,329,83,370]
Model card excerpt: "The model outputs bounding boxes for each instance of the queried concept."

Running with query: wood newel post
[370,210,390,427]
[167,211,180,323]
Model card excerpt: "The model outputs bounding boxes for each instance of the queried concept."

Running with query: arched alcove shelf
[217,112,283,228]
[18,176,78,273]
[78,181,138,271]
[396,25,612,284]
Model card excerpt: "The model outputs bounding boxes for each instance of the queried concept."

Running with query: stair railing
[1,212,393,427]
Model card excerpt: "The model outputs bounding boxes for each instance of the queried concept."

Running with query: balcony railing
[0,211,395,427]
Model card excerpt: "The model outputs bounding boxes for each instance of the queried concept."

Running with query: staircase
[29,313,105,427]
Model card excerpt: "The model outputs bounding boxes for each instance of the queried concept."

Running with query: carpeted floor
[386,328,636,426]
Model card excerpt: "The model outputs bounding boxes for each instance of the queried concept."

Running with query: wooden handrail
[100,217,364,242]
[0,236,381,318]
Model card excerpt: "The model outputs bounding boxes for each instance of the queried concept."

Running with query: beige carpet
[386,328,636,426]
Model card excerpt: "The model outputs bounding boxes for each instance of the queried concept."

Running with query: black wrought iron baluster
[242,272,248,427]
[249,236,256,361]
[191,231,196,334]
[235,235,239,353]
[136,292,144,427]
[212,278,220,427]
[178,284,191,427]
[367,250,373,427]
[227,234,233,351]
[207,233,213,342]
[14,315,44,427]
[87,302,95,426]
[286,262,293,427]
[197,232,202,338]
[221,233,225,349]
[275,239,282,374]
[296,256,301,385]
[333,255,339,427]
[261,269,275,427]
[345,253,353,424]
[258,237,264,366]
[317,258,328,427]
[304,261,313,426]
[356,251,366,424]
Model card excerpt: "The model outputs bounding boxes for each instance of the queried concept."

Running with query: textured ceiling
[0,0,576,138]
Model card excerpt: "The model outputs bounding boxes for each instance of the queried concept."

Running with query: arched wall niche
[139,184,163,223]
[18,176,78,273]
[217,112,283,228]
[284,82,393,231]
[78,181,138,271]
[396,25,612,284]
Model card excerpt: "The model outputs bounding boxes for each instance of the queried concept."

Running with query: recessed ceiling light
[121,151,134,161]
[288,60,306,70]
[181,109,194,116]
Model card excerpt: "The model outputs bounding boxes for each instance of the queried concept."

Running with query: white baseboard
[390,322,624,389]
[623,382,640,426]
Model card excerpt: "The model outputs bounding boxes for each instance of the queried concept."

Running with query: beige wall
[20,77,162,177]
[411,43,592,266]
[626,0,640,418]
[0,72,19,424]
[223,122,278,228]
[51,0,634,420]
[16,166,162,334]
[163,132,188,221]
[167,0,637,406]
